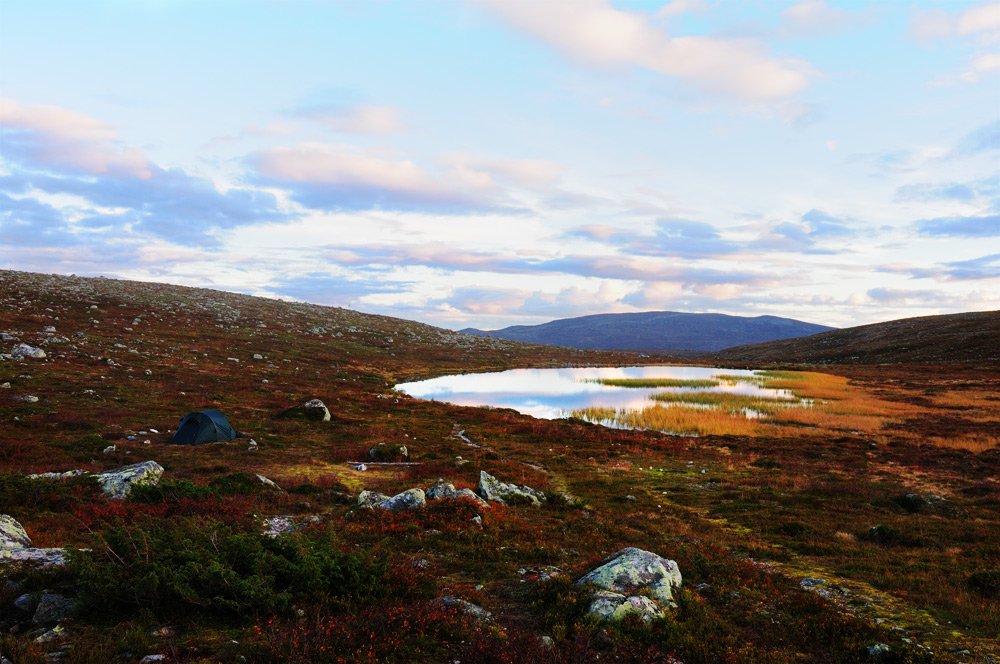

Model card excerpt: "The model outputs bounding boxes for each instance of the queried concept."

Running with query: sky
[1,0,998,330]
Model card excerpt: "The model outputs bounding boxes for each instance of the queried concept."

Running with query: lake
[395,365,797,421]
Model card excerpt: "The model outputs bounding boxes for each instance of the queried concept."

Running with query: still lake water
[395,365,795,420]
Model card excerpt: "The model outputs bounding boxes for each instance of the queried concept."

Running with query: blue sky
[1,0,998,329]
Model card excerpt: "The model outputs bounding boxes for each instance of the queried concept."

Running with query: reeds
[582,377,721,388]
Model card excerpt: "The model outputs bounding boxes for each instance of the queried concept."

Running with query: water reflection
[395,366,794,420]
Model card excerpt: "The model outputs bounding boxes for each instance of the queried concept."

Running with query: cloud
[472,0,814,100]
[0,192,73,247]
[441,153,565,190]
[912,2,1000,40]
[270,271,412,306]
[296,104,408,135]
[0,98,152,178]
[895,182,977,202]
[866,287,950,306]
[248,143,523,213]
[779,1,863,38]
[943,253,1000,280]
[917,213,1000,238]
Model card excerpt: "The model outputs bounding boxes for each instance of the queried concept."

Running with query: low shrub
[72,517,389,620]
[128,479,212,503]
[968,570,1000,597]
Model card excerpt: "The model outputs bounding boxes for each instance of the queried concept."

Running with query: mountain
[460,311,835,353]
[711,310,1000,364]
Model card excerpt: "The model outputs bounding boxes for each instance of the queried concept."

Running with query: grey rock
[140,656,167,663]
[0,547,69,567]
[477,471,546,507]
[262,515,319,537]
[587,590,664,622]
[255,474,282,491]
[379,488,426,511]
[278,399,330,422]
[13,593,34,612]
[0,515,31,549]
[426,479,490,508]
[32,593,76,624]
[434,596,492,621]
[11,344,45,360]
[577,547,682,605]
[33,624,67,643]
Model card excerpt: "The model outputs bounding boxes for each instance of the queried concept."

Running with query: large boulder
[577,547,682,606]
[94,461,164,498]
[32,592,77,624]
[278,399,331,422]
[1,514,31,549]
[358,490,391,509]
[478,471,546,507]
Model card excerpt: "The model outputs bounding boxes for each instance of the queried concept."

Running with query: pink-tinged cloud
[0,98,152,178]
[442,153,565,190]
[300,104,408,135]
[912,2,1000,40]
[473,0,814,100]
[248,143,522,212]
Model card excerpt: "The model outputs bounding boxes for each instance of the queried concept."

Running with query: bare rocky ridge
[711,310,1000,365]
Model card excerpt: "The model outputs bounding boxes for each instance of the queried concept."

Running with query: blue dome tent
[168,410,242,445]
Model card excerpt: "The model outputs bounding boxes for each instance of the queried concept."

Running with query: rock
[93,461,164,498]
[434,596,492,621]
[102,445,116,455]
[140,656,167,663]
[21,396,39,403]
[33,624,67,643]
[11,344,45,360]
[278,399,331,422]
[426,479,490,508]
[28,469,89,481]
[0,515,31,549]
[0,547,69,568]
[262,515,319,537]
[477,471,546,507]
[379,488,426,511]
[255,474,281,491]
[891,493,968,518]
[32,593,76,624]
[357,490,390,509]
[13,593,33,612]
[577,547,682,605]
[0,382,9,388]
[587,590,664,622]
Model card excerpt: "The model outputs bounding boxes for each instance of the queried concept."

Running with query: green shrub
[72,518,388,620]
[208,472,264,495]
[128,479,212,503]
[777,521,812,537]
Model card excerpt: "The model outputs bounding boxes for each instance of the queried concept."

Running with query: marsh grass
[650,392,796,412]
[583,378,721,388]
[573,405,763,436]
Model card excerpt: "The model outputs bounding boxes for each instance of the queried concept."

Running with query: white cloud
[441,153,565,190]
[780,1,860,38]
[912,2,1000,40]
[957,2,1000,36]
[252,143,441,191]
[472,0,814,100]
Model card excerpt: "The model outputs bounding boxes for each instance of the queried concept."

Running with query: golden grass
[650,391,796,412]
[573,404,762,436]
[924,434,1000,453]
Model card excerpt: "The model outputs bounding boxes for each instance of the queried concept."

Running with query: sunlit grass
[573,404,763,436]
[650,391,796,413]
[583,377,721,388]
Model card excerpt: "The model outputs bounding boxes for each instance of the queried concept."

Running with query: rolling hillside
[712,310,1000,364]
[462,311,834,353]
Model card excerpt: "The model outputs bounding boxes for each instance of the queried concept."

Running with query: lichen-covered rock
[255,474,282,491]
[587,590,664,622]
[379,488,426,511]
[11,343,46,359]
[0,515,31,549]
[426,479,490,508]
[32,592,76,624]
[262,515,320,537]
[94,460,164,498]
[358,490,390,509]
[478,471,546,507]
[577,547,682,605]
[28,469,89,481]
[278,399,331,422]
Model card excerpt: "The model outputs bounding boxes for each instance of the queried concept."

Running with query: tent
[168,410,242,445]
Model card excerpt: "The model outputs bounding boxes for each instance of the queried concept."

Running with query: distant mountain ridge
[460,311,835,353]
[711,310,1000,364]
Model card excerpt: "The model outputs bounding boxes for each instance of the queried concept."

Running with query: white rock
[0,514,31,549]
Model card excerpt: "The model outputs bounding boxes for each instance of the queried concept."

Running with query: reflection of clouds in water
[397,365,793,420]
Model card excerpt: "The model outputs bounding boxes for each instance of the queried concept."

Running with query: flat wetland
[1,271,998,664]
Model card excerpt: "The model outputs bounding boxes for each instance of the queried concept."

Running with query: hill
[1,270,998,664]
[461,311,835,353]
[712,310,1000,364]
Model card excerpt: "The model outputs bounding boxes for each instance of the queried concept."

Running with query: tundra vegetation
[0,270,998,663]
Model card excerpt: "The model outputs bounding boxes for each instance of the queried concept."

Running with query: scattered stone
[866,643,891,658]
[252,353,263,360]
[434,596,492,621]
[255,474,281,491]
[379,488,426,511]
[0,383,9,389]
[32,592,76,624]
[140,655,167,663]
[800,578,826,588]
[478,471,546,507]
[262,515,319,537]
[14,593,34,612]
[278,399,331,422]
[21,396,39,403]
[0,548,69,568]
[426,479,490,507]
[11,344,45,360]
[351,462,366,471]
[891,493,968,518]
[34,624,67,643]
[0,515,31,549]
[577,547,682,606]
[102,445,116,455]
